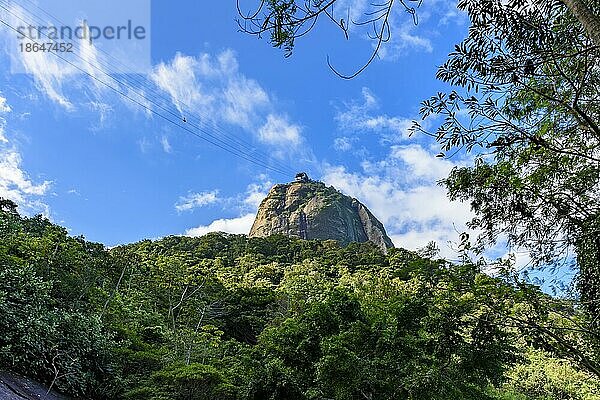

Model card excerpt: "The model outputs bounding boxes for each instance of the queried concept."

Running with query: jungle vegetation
[1,199,598,399]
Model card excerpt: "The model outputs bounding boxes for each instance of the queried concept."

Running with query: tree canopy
[414,0,600,319]
[2,199,598,398]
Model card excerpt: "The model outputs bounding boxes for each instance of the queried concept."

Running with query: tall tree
[407,2,600,376]
[562,0,600,46]
[414,0,600,296]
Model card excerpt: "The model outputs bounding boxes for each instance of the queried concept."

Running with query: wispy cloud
[0,147,51,208]
[0,96,11,113]
[182,143,472,255]
[331,0,466,60]
[242,175,273,210]
[0,2,152,121]
[2,4,309,161]
[182,176,272,236]
[333,136,356,152]
[381,0,467,59]
[0,113,8,144]
[151,50,305,150]
[175,190,220,212]
[222,73,270,130]
[160,136,173,153]
[258,114,302,147]
[329,87,472,258]
[0,94,51,215]
[3,4,95,109]
[151,53,213,116]
[87,101,113,129]
[335,87,414,143]
[378,18,433,59]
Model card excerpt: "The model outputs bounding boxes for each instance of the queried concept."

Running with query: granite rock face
[249,178,394,252]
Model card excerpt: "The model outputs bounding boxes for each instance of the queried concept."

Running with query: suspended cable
[0,2,298,176]
[1,0,296,175]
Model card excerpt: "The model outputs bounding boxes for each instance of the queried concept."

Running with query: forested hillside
[1,198,598,399]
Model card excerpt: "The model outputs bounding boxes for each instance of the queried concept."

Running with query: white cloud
[382,0,467,59]
[378,21,433,59]
[3,6,307,160]
[161,136,172,153]
[335,87,414,142]
[0,94,51,215]
[258,114,302,147]
[222,75,270,129]
[176,190,220,212]
[183,176,272,237]
[321,144,472,258]
[0,4,130,112]
[151,53,212,115]
[185,213,255,237]
[0,93,9,143]
[137,137,151,154]
[151,50,305,153]
[389,144,454,181]
[0,97,10,113]
[331,0,466,60]
[333,136,355,152]
[18,50,75,110]
[0,4,153,130]
[242,175,272,210]
[0,148,50,199]
[4,5,82,109]
[87,101,113,129]
[0,122,8,144]
[431,0,469,24]
[390,228,458,256]
[333,0,372,24]
[150,50,268,127]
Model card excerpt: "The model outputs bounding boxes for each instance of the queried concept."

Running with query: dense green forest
[1,198,598,399]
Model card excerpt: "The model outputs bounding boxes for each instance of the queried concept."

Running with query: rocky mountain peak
[249,175,394,252]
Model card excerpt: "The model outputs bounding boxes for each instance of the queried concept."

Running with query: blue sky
[0,0,486,259]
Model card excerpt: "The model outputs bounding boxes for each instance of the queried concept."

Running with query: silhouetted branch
[237,0,423,76]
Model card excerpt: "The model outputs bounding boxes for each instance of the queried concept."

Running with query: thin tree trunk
[561,0,600,47]
[101,263,128,317]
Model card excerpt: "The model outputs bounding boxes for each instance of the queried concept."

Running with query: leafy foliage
[412,0,600,362]
[0,201,117,398]
[416,0,600,265]
[489,349,600,400]
[0,199,598,398]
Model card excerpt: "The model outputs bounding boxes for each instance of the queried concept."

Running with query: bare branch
[237,0,423,77]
